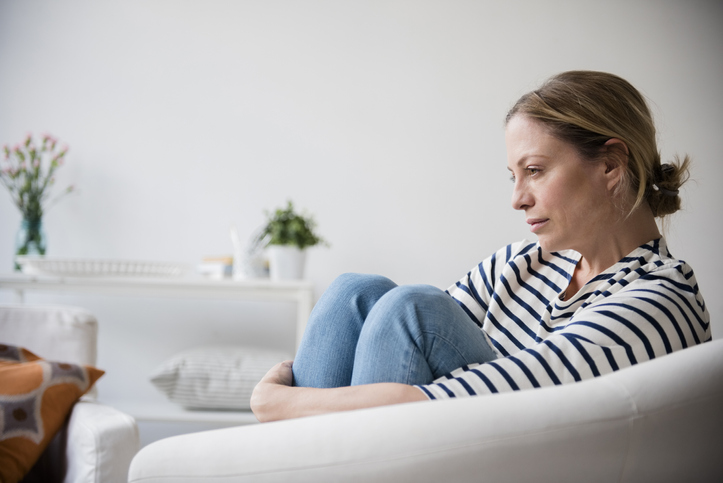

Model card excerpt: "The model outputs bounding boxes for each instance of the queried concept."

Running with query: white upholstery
[0,303,140,483]
[129,339,723,483]
[0,303,98,366]
[0,303,99,400]
[65,402,139,483]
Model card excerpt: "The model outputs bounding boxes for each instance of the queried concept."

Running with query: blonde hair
[506,70,689,218]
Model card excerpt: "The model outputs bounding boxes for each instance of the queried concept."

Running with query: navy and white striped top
[417,237,711,399]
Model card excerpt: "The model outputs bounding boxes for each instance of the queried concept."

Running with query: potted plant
[258,201,326,280]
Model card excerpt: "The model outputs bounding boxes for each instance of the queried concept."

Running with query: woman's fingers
[251,360,295,421]
[260,360,295,386]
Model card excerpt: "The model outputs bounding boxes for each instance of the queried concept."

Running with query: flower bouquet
[1,133,74,269]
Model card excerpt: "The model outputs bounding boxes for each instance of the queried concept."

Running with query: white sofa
[0,304,140,483]
[129,338,723,482]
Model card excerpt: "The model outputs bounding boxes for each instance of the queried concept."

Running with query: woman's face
[505,115,613,253]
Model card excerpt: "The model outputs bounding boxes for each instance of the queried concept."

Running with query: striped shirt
[417,237,711,399]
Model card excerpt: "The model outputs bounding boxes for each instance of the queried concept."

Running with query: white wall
[1,0,721,439]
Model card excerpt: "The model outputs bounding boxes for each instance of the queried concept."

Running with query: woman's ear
[603,138,629,191]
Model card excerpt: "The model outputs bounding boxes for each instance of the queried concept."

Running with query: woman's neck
[567,204,660,299]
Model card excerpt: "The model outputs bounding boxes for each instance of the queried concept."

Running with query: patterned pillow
[149,346,290,410]
[0,344,104,483]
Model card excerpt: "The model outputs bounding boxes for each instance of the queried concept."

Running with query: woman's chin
[536,235,566,253]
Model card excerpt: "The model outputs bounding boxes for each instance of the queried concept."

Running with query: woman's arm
[250,360,429,422]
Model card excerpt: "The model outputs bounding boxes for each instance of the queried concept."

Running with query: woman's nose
[511,181,532,211]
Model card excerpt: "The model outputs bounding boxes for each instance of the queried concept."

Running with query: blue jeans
[292,273,497,388]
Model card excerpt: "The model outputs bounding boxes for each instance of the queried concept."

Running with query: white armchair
[0,304,139,483]
[129,338,723,482]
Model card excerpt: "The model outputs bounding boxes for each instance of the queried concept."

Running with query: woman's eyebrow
[508,155,531,170]
[511,154,549,168]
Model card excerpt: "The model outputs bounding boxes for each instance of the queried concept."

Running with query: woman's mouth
[527,218,549,233]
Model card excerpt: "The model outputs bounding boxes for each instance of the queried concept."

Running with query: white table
[0,273,314,351]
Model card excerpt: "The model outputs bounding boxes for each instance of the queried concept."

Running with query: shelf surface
[0,273,314,304]
[112,401,259,425]
[0,273,313,290]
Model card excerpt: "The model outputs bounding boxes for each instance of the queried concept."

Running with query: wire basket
[14,257,189,277]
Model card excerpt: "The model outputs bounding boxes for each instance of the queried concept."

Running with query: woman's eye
[526,167,540,176]
[509,174,516,183]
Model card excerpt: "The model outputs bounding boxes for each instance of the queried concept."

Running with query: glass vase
[15,217,47,271]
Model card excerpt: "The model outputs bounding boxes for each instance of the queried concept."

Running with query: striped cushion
[149,346,290,410]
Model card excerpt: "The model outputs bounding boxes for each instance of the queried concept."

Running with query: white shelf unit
[111,401,259,425]
[0,273,313,350]
[0,273,314,425]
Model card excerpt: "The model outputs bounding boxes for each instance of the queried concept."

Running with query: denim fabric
[292,273,497,388]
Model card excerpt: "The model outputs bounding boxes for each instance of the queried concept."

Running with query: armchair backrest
[0,303,98,367]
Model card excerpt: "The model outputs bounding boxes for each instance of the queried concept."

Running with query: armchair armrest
[128,340,723,482]
[64,401,140,483]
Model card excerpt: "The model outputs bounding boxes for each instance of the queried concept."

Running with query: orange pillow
[0,344,104,483]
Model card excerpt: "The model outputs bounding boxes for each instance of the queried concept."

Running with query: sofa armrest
[64,401,140,483]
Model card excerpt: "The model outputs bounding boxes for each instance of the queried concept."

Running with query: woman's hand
[251,359,429,423]
[250,360,295,422]
[262,360,294,386]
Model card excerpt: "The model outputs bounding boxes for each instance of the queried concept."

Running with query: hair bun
[648,157,690,217]
[652,164,680,197]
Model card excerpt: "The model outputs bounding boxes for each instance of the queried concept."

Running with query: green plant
[1,133,74,222]
[259,201,326,249]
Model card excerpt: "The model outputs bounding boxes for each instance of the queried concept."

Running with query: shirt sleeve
[418,261,710,400]
[445,240,533,328]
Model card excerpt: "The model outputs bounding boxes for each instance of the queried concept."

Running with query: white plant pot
[267,245,307,281]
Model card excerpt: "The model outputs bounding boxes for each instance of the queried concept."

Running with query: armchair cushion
[0,345,103,483]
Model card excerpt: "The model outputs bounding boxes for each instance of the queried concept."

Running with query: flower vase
[15,217,47,270]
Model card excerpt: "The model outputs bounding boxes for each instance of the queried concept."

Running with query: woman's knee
[329,273,395,291]
[323,273,398,304]
[364,285,451,333]
[379,284,449,310]
[306,273,398,331]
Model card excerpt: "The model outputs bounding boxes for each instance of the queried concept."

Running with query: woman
[251,71,711,422]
